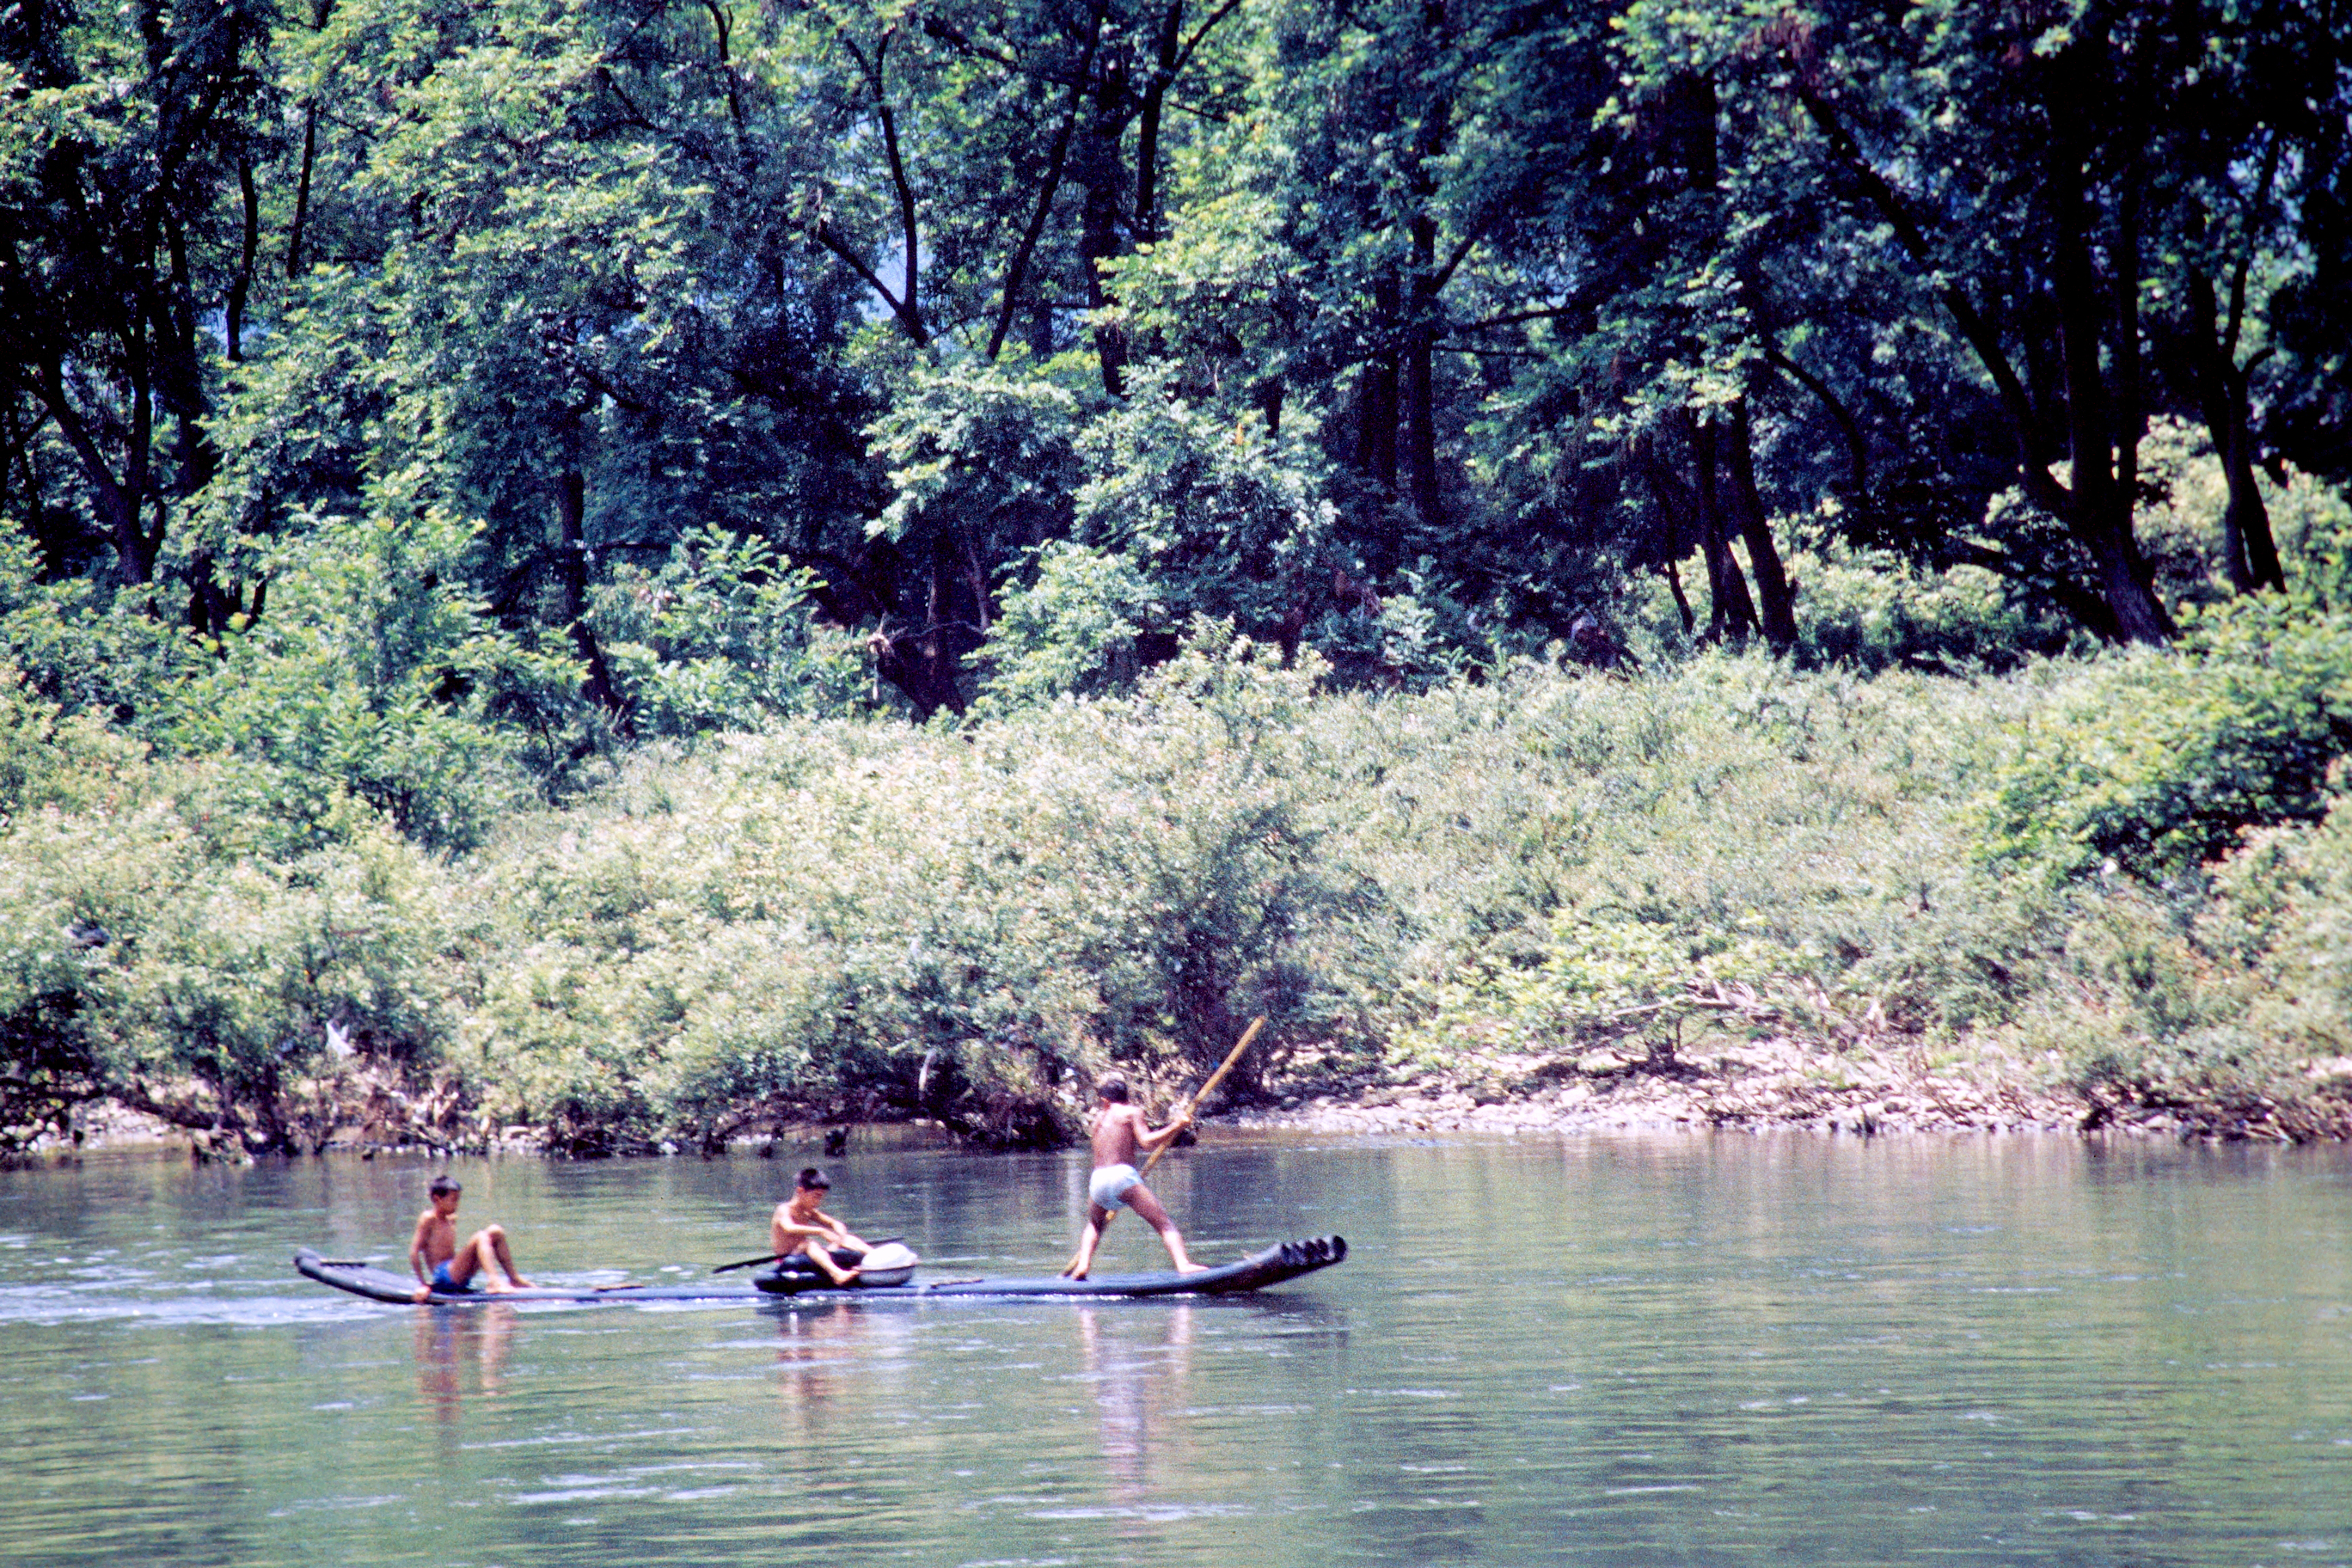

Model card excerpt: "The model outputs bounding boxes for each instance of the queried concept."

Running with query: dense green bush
[16,591,2352,1153]
[458,624,1389,1149]
[1788,545,2084,675]
[1994,803,2352,1139]
[0,720,479,1155]
[1975,592,2352,883]
[590,528,878,736]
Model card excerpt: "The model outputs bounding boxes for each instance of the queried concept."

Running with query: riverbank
[1242,1039,2086,1138]
[49,1026,2336,1160]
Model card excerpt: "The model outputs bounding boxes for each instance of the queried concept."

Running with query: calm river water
[1,1130,2347,1566]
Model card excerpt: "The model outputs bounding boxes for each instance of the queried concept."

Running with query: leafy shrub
[156,507,562,854]
[1789,543,2082,674]
[1995,808,2352,1139]
[1070,371,1338,640]
[1975,593,2352,882]
[591,527,876,734]
[458,623,1389,1148]
[979,541,1167,707]
[20,582,2352,1154]
[0,736,479,1154]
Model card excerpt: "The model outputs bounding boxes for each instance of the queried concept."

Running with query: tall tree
[0,0,280,597]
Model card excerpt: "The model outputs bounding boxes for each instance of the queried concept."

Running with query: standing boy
[409,1174,532,1301]
[1062,1078,1204,1279]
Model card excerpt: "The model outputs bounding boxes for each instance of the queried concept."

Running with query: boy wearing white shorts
[1063,1078,1204,1279]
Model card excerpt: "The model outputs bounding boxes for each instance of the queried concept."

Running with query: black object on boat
[292,1235,1345,1305]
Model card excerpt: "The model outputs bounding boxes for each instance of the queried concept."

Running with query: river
[0,1130,2346,1566]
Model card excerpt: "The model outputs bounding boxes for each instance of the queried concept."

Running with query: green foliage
[1066,376,1340,644]
[1790,546,2084,675]
[1994,800,2352,1140]
[1975,591,2352,884]
[15,615,2352,1149]
[0,729,478,1154]
[157,506,563,855]
[1408,916,1781,1058]
[870,369,1088,552]
[12,0,2352,1153]
[1329,652,2019,1062]
[591,528,876,735]
[980,542,1166,707]
[462,622,1387,1148]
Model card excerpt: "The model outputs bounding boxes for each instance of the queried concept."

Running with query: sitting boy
[769,1167,870,1284]
[409,1174,532,1301]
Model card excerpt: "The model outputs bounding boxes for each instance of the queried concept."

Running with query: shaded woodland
[7,0,2352,1154]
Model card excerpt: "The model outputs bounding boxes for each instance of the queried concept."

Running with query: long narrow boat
[756,1234,1346,1299]
[291,1235,1344,1305]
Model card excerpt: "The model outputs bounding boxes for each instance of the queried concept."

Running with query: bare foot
[1065,1268,1090,1281]
[412,1284,432,1303]
[1178,1264,1209,1275]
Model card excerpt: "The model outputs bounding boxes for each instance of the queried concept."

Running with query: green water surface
[1,1131,2346,1566]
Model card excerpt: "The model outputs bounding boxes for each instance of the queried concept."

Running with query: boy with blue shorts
[409,1174,532,1301]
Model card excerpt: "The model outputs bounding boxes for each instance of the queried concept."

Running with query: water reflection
[1075,1303,1194,1500]
[767,1301,870,1430]
[412,1302,514,1425]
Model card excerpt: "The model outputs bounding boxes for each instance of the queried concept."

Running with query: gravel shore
[1229,1036,2226,1141]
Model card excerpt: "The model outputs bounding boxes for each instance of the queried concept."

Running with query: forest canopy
[7,0,2349,744]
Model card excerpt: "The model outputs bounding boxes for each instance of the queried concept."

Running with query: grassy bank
[11,597,2352,1157]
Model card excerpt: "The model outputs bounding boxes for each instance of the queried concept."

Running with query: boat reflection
[413,1302,514,1428]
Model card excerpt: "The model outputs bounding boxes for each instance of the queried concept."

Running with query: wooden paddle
[1063,1015,1265,1273]
[710,1236,903,1274]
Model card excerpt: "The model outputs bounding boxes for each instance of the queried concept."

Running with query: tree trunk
[1400,3,1450,537]
[1662,558,1695,634]
[1357,272,1403,574]
[987,25,1095,361]
[554,457,628,727]
[2187,273,2284,591]
[286,102,317,279]
[37,358,153,585]
[1134,1,1182,246]
[226,158,258,363]
[1727,400,1798,653]
[2048,76,2171,645]
[2111,138,2145,531]
[1077,58,1131,398]
[870,539,969,720]
[1405,213,1442,534]
[1692,414,1758,643]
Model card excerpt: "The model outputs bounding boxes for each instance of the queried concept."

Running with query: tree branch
[1791,80,2067,516]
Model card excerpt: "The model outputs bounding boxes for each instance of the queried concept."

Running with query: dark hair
[429,1174,462,1198]
[796,1167,831,1191]
[1097,1078,1130,1104]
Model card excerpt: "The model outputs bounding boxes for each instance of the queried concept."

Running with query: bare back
[1089,1104,1148,1169]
